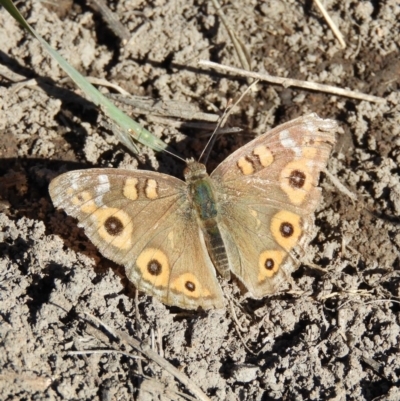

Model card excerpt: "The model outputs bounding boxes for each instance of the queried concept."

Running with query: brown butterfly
[49,114,337,309]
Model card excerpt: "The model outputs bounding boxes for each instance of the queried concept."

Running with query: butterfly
[49,113,337,310]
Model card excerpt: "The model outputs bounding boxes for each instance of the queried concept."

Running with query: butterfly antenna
[198,80,259,165]
[161,147,186,163]
[198,105,232,165]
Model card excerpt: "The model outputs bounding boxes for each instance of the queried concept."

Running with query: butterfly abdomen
[202,221,231,280]
[186,161,230,280]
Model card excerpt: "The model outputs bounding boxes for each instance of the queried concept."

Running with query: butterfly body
[49,113,337,310]
[185,161,231,280]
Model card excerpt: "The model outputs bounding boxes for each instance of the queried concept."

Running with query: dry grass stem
[313,0,346,49]
[79,313,212,401]
[210,0,252,71]
[88,0,130,44]
[199,60,386,104]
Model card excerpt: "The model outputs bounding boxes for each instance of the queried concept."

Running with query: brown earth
[0,1,399,400]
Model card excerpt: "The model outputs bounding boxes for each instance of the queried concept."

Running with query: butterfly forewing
[49,168,224,310]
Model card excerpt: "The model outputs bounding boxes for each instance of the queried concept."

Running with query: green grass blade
[0,0,170,154]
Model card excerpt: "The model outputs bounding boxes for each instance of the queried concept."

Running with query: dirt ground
[1,1,400,400]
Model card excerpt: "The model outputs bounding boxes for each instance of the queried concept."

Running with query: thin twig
[210,0,251,71]
[229,315,257,356]
[79,312,212,401]
[87,0,130,44]
[135,289,144,376]
[144,116,241,133]
[313,0,346,49]
[198,60,386,104]
[68,349,144,359]
[324,168,358,201]
[85,77,132,97]
[339,298,400,310]
[116,330,212,401]
[0,64,27,82]
[109,94,220,122]
[229,301,248,333]
[138,375,199,401]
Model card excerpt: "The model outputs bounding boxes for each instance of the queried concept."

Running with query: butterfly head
[183,160,208,182]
